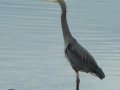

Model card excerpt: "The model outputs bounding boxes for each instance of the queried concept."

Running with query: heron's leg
[76,71,80,90]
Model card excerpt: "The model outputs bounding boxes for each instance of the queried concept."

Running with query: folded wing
[65,39,105,79]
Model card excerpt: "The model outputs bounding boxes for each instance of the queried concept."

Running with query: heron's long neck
[59,1,73,44]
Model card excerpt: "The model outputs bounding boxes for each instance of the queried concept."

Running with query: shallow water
[0,0,120,90]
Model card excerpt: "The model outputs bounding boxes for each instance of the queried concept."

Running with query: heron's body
[65,38,104,79]
[46,0,105,90]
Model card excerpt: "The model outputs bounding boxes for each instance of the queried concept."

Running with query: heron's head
[47,0,64,4]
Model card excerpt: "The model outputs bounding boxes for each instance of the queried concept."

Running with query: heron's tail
[95,67,105,80]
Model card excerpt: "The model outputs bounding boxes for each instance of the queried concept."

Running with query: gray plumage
[59,0,105,79]
[65,38,105,79]
[47,0,105,90]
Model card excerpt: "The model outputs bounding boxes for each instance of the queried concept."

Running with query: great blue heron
[46,0,105,90]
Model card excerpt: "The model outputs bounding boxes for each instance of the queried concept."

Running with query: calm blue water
[0,0,120,90]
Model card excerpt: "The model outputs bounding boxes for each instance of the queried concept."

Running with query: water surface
[0,0,120,90]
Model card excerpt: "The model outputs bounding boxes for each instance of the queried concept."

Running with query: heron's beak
[46,0,58,3]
